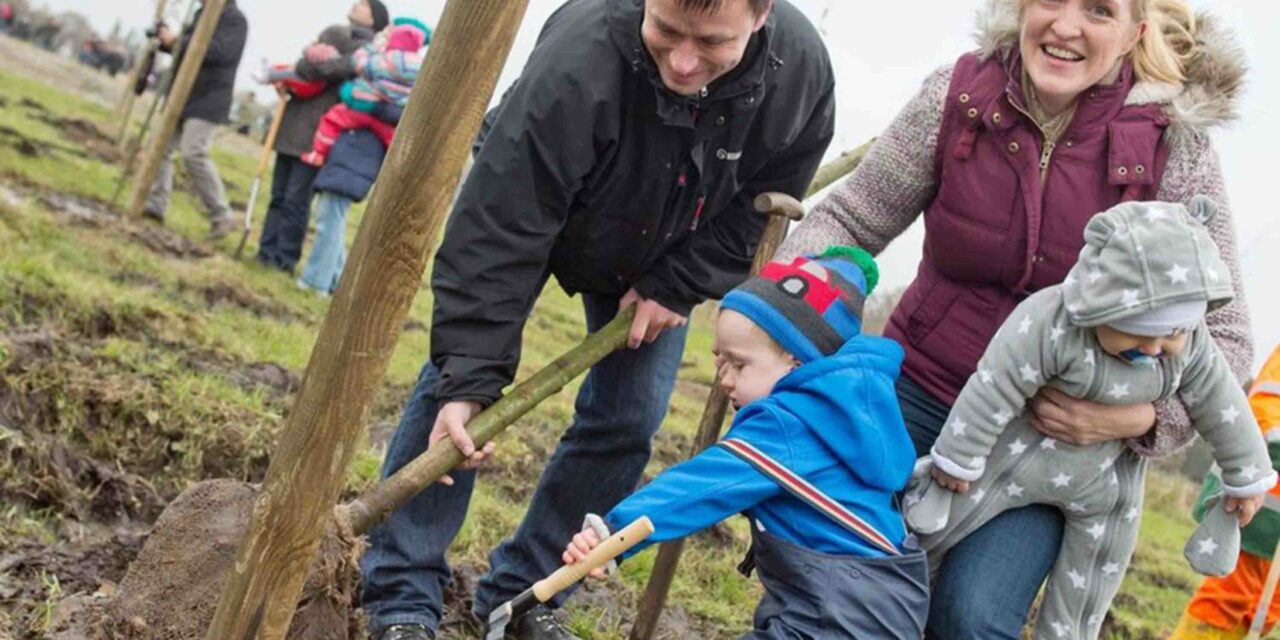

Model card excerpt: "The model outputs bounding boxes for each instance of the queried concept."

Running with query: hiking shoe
[371,624,434,640]
[208,216,237,241]
[499,605,581,640]
[142,208,165,223]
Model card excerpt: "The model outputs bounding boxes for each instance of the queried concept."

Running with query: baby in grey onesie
[904,197,1276,640]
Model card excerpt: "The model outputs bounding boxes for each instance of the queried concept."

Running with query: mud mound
[0,123,46,157]
[128,224,214,260]
[104,479,362,640]
[39,191,117,226]
[196,282,300,321]
[23,110,119,162]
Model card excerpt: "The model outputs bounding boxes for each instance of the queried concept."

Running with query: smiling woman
[780,0,1253,635]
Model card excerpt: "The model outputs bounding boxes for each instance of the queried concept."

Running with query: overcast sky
[41,0,1280,368]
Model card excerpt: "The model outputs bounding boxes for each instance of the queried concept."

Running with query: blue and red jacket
[606,334,916,559]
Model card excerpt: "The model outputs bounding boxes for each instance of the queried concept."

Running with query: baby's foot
[1184,494,1242,577]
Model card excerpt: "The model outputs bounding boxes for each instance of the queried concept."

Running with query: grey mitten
[1184,494,1242,577]
[904,458,955,535]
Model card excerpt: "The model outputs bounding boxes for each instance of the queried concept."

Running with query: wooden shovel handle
[255,97,289,175]
[532,517,655,602]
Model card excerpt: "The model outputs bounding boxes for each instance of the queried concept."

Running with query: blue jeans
[256,154,318,273]
[361,292,690,634]
[897,376,1065,639]
[298,191,351,293]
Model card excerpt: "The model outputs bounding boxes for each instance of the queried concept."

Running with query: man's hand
[619,288,687,349]
[931,465,970,493]
[561,526,608,579]
[1225,494,1265,527]
[428,400,493,486]
[1028,387,1156,446]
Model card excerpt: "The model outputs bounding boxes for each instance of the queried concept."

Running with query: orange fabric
[1187,551,1280,632]
[1253,347,1280,500]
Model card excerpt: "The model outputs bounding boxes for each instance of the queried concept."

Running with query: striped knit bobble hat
[721,246,879,363]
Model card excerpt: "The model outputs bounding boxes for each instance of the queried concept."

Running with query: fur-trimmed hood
[973,0,1246,143]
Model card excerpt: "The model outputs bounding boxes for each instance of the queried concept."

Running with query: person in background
[142,0,247,241]
[1172,346,1280,640]
[253,0,386,274]
[297,18,431,167]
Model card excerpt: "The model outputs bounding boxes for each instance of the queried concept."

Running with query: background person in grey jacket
[142,0,247,240]
[359,1,835,639]
[255,0,388,273]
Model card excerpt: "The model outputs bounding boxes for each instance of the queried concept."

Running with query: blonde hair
[1018,0,1198,84]
[1130,0,1197,84]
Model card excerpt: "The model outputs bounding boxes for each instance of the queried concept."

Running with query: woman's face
[349,0,373,28]
[1020,0,1145,113]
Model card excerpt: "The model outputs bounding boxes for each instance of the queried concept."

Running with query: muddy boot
[208,215,236,241]
[501,605,581,640]
[371,624,434,640]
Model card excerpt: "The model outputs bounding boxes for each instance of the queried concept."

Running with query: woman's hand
[1028,387,1155,445]
[931,466,970,493]
[1225,495,1265,527]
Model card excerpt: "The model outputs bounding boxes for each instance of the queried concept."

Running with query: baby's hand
[1225,494,1265,527]
[931,466,970,493]
[561,526,607,579]
[304,42,339,64]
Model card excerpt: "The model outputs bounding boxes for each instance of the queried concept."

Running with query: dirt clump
[0,123,46,157]
[102,479,363,640]
[39,191,116,225]
[127,224,214,260]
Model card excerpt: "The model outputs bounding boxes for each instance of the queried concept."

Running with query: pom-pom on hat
[387,19,429,52]
[721,246,879,363]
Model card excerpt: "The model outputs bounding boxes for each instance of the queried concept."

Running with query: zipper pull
[1039,141,1056,172]
[690,196,706,231]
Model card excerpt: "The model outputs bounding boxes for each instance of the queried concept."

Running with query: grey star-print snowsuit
[904,197,1276,640]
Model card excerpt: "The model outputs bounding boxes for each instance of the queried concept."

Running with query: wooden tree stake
[204,1,531,638]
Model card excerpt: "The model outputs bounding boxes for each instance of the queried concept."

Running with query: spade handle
[532,517,655,602]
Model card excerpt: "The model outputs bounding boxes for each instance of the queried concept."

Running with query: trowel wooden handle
[753,192,804,221]
[531,517,655,602]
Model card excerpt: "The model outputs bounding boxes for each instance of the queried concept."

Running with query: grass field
[0,33,1247,639]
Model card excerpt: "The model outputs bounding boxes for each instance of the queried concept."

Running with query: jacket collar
[607,0,778,124]
[997,49,1134,135]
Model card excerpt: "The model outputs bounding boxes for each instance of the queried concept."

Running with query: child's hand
[1225,494,1265,527]
[561,527,607,579]
[931,466,970,493]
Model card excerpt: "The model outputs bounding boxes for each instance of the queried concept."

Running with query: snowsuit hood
[1063,197,1234,329]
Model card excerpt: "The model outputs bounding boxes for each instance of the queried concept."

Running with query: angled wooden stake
[203,1,532,638]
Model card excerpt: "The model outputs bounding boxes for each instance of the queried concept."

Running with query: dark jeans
[360,292,690,634]
[256,153,317,273]
[896,376,1065,639]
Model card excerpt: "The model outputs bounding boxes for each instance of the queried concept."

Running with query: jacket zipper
[690,195,706,231]
[1006,93,1058,182]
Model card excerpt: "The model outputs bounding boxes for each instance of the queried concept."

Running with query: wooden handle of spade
[532,517,655,602]
[256,96,289,176]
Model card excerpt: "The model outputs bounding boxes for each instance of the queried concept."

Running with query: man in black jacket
[361,1,834,638]
[142,0,247,240]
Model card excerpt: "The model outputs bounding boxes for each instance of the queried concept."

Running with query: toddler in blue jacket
[563,247,929,639]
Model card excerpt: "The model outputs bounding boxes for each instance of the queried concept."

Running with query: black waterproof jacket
[165,0,248,124]
[430,0,835,405]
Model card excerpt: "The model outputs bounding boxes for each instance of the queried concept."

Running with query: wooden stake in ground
[628,144,872,640]
[124,0,227,219]
[204,1,531,638]
[113,0,169,147]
